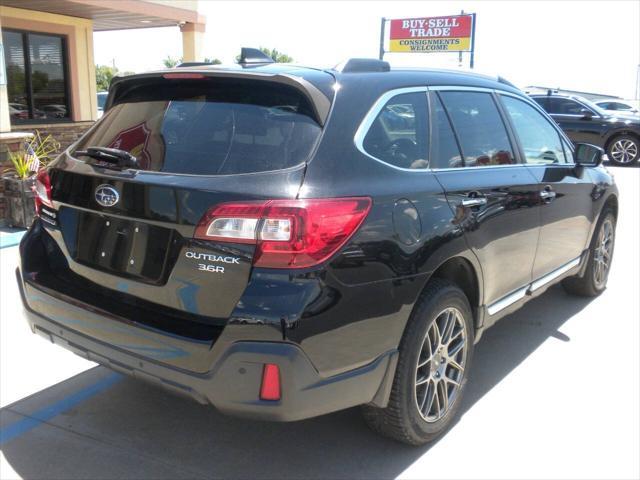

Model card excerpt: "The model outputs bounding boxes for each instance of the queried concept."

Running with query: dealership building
[0,0,206,222]
[0,0,205,146]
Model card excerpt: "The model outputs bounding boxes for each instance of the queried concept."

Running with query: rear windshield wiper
[74,147,139,169]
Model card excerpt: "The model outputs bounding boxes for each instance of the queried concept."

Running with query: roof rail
[497,76,516,88]
[334,58,390,73]
[238,47,275,65]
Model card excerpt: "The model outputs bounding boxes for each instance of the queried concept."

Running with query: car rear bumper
[17,268,397,421]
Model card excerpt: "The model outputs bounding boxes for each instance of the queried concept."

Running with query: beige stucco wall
[145,0,204,62]
[0,5,98,125]
[142,0,205,62]
[0,14,11,133]
[180,21,205,62]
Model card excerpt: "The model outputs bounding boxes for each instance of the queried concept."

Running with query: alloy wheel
[610,139,638,164]
[593,218,614,289]
[414,307,467,423]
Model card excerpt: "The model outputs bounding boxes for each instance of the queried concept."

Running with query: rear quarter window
[360,91,429,170]
[74,78,322,175]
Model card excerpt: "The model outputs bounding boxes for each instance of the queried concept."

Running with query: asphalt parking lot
[1,165,638,480]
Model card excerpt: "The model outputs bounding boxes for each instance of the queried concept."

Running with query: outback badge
[95,184,120,207]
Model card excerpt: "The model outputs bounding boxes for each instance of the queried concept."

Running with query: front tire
[562,209,616,297]
[607,135,639,166]
[362,279,474,445]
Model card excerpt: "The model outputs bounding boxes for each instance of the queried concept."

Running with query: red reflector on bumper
[260,364,281,401]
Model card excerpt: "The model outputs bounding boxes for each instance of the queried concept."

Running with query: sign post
[469,13,476,69]
[379,17,386,60]
[379,14,476,68]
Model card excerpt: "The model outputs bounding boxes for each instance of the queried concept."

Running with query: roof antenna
[238,47,275,65]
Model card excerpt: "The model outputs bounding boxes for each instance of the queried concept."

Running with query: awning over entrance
[0,0,206,132]
[0,0,204,31]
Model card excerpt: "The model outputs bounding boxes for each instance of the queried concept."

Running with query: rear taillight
[195,197,372,269]
[34,169,53,213]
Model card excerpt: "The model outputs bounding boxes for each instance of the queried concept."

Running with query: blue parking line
[0,372,122,445]
[0,231,25,249]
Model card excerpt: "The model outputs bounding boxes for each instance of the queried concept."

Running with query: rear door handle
[540,186,556,202]
[461,196,487,207]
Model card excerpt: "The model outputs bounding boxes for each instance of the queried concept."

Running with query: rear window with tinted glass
[74,78,322,175]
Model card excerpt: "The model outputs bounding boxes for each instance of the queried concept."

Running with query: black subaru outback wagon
[18,53,618,445]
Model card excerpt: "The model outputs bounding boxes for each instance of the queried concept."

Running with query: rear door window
[362,91,429,169]
[438,91,516,167]
[74,78,322,175]
[429,93,463,169]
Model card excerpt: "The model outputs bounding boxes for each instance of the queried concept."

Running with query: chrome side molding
[487,256,582,316]
[529,257,581,293]
[487,287,528,316]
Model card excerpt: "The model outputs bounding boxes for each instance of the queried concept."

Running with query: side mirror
[574,142,605,166]
[580,108,593,120]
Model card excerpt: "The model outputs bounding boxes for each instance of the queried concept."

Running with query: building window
[2,29,71,123]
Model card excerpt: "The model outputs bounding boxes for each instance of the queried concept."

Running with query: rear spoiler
[106,70,333,126]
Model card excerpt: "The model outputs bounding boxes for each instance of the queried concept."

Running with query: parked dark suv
[18,53,618,445]
[530,92,640,166]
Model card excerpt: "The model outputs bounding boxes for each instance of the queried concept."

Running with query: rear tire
[362,278,474,445]
[607,135,639,166]
[562,209,616,297]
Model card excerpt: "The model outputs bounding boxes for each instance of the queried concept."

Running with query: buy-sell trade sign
[389,14,474,53]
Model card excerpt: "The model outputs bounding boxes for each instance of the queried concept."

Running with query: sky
[94,0,640,99]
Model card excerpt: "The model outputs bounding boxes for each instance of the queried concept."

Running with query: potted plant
[2,131,60,228]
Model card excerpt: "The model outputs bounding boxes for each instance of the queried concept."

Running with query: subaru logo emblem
[95,184,119,207]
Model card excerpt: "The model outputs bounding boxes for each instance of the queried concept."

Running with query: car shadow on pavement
[1,285,593,480]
